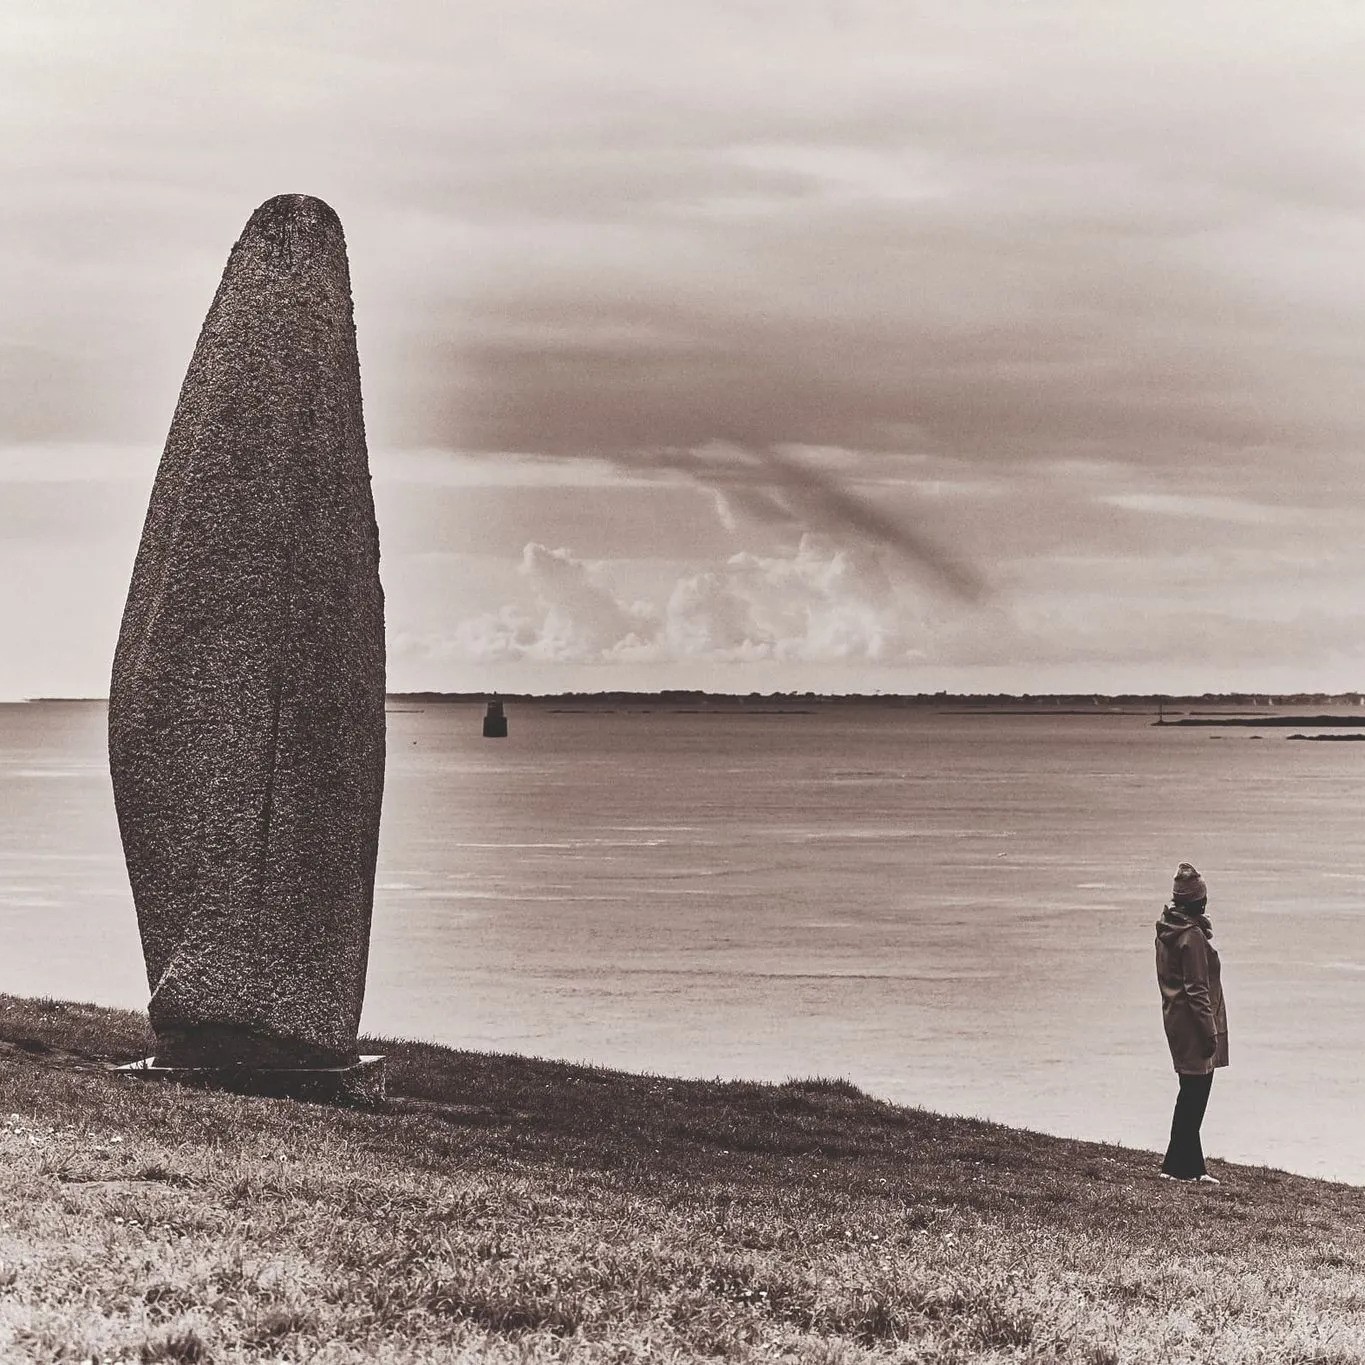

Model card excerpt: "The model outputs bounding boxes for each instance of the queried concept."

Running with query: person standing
[1155,862,1229,1184]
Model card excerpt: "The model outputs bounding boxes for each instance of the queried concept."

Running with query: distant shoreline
[17,691,1365,711]
[1160,715,1365,728]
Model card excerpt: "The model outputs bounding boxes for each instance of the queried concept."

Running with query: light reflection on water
[4,700,1365,1183]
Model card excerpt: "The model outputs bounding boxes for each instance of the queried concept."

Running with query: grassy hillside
[1,995,1362,1364]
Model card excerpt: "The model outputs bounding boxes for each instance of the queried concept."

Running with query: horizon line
[13,689,1365,706]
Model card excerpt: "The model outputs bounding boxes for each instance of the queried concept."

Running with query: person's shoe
[1195,1174,1221,1185]
[1158,1172,1191,1182]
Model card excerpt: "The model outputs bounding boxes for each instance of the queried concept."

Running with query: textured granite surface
[109,195,385,1068]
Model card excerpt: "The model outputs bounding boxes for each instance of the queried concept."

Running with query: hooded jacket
[1155,906,1229,1075]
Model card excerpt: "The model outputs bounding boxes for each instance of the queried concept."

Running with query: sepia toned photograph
[2,3,1364,1361]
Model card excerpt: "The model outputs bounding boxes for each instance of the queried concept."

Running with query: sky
[4,1,1365,697]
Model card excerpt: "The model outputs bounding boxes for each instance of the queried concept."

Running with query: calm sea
[4,699,1365,1183]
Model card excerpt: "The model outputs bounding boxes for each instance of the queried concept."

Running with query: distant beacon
[483,698,508,738]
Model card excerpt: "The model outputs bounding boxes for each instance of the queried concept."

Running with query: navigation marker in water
[109,195,386,1098]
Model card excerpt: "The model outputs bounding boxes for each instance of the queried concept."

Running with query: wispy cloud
[1098,493,1304,525]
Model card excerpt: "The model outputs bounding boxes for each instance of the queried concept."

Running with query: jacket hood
[1157,906,1213,943]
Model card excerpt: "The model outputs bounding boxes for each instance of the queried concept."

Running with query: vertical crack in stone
[255,540,291,931]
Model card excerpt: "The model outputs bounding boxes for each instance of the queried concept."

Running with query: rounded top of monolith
[232,194,346,266]
[250,193,342,228]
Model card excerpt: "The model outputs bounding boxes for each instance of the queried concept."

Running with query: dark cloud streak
[639,444,984,601]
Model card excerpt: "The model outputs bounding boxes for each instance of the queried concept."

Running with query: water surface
[3,699,1362,1182]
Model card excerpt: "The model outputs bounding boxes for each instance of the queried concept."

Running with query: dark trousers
[1162,1072,1214,1178]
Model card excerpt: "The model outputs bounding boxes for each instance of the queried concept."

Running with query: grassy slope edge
[0,995,1362,1365]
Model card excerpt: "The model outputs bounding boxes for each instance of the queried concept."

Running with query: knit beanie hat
[1172,862,1207,904]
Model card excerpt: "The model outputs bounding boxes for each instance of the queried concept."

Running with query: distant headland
[388,690,1365,712]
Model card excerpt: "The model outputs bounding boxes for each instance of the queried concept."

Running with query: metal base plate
[115,1054,386,1104]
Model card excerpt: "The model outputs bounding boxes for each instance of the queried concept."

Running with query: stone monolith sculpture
[109,194,385,1081]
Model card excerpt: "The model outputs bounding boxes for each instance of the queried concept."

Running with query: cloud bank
[433,537,911,669]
